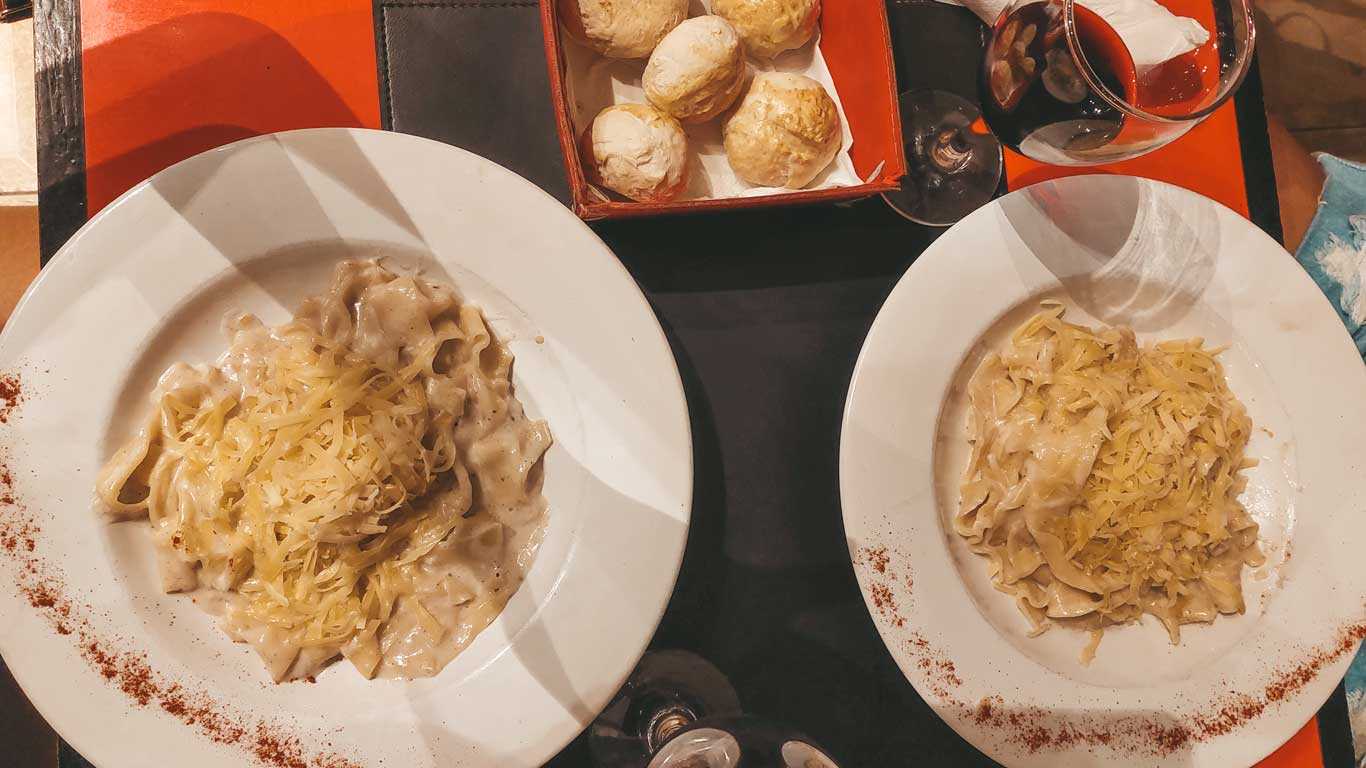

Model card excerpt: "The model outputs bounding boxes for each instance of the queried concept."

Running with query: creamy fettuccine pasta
[97,259,551,681]
[956,306,1263,661]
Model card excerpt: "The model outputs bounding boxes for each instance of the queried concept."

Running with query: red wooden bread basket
[540,0,908,220]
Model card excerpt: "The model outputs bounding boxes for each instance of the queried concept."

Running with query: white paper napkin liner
[561,0,862,203]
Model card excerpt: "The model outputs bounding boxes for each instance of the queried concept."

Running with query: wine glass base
[882,89,1004,227]
[589,650,742,768]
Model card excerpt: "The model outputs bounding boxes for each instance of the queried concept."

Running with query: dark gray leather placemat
[378,0,571,203]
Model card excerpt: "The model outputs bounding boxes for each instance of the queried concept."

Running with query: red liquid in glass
[980,1,1139,160]
[981,0,1223,161]
[1136,0,1222,115]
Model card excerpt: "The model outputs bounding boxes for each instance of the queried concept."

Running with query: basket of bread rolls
[541,0,907,219]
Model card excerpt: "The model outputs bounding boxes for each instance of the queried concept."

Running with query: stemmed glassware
[589,651,843,768]
[883,0,1255,225]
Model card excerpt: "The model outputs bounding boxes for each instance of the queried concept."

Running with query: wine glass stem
[929,126,973,174]
[647,704,697,754]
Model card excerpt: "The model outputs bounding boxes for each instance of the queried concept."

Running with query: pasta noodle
[955,305,1263,661]
[97,260,551,681]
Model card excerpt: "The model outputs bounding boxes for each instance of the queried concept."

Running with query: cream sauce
[99,260,551,681]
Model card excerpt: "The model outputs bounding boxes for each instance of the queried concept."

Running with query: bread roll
[644,16,746,124]
[712,0,820,59]
[723,72,840,189]
[559,0,688,59]
[583,104,690,202]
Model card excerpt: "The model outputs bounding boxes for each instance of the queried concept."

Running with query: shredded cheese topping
[956,305,1264,661]
[98,260,551,680]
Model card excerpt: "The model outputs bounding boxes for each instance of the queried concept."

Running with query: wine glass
[588,650,844,768]
[882,89,1004,227]
[884,0,1255,225]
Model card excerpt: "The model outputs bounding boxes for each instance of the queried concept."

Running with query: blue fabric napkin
[1298,154,1366,764]
[1295,154,1366,357]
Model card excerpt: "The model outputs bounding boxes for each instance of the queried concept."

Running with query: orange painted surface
[1255,718,1323,768]
[79,0,382,214]
[1004,98,1250,216]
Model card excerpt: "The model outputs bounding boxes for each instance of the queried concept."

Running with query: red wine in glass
[886,0,1251,223]
[980,1,1142,164]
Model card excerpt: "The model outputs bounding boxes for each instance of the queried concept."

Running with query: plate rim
[0,127,694,767]
[839,173,1366,767]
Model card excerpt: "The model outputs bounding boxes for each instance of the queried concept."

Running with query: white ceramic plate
[841,175,1366,767]
[0,129,692,768]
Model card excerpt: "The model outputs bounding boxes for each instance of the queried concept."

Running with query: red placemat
[79,0,382,214]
